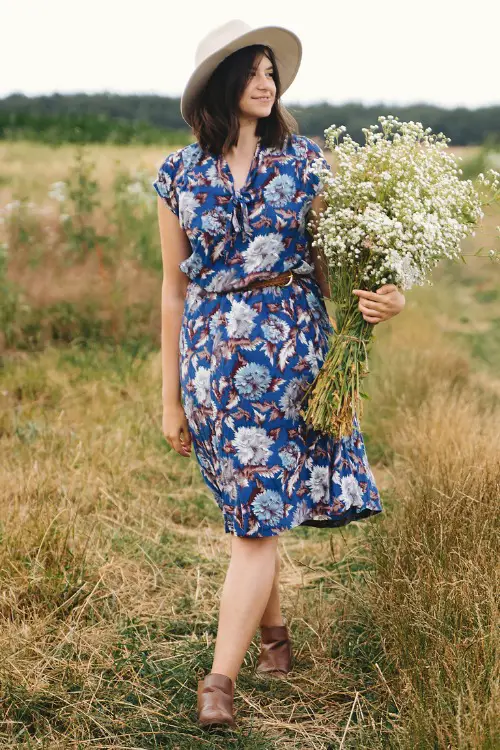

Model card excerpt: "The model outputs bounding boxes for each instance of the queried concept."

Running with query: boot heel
[197,672,236,728]
[256,623,293,677]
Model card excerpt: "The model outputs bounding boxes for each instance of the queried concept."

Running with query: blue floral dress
[153,133,382,537]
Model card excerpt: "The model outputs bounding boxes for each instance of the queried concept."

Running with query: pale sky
[2,0,499,109]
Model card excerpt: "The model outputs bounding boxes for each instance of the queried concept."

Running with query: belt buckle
[284,271,294,286]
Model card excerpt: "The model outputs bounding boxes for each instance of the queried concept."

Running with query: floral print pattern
[153,134,382,537]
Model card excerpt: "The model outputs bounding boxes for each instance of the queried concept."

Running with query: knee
[231,535,278,561]
[275,548,281,576]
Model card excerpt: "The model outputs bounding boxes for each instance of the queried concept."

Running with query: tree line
[1,93,499,146]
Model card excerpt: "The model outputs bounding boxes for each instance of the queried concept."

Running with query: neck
[233,117,260,151]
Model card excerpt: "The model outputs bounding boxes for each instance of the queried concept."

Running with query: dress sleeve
[302,137,331,198]
[153,150,181,217]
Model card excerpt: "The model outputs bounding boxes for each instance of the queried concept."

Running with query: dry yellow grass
[0,140,499,748]
[0,141,175,204]
[0,141,479,202]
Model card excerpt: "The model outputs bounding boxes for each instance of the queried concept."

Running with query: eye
[249,70,274,77]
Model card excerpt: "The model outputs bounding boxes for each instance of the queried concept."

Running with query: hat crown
[195,19,252,66]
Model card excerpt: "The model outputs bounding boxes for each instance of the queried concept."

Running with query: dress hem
[222,504,383,537]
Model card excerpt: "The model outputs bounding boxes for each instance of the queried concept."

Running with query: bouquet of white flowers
[300,115,500,438]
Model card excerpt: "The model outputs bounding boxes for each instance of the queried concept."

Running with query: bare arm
[157,196,192,455]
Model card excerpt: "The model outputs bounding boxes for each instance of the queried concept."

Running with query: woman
[153,19,405,730]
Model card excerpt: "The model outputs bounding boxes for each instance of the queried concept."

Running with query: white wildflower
[48,181,67,202]
[310,116,498,292]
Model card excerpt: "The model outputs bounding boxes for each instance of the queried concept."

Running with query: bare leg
[210,534,279,682]
[259,546,285,627]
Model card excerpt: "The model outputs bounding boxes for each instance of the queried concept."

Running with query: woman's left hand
[352,284,406,324]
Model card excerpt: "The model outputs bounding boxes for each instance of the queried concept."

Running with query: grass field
[0,141,499,748]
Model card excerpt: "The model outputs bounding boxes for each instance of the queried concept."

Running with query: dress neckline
[219,137,262,195]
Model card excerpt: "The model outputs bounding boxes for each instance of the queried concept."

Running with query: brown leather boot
[256,623,292,677]
[197,672,236,728]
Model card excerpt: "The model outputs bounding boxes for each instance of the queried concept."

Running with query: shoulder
[153,141,208,218]
[286,133,326,161]
[284,135,331,196]
[261,133,324,163]
[158,141,205,180]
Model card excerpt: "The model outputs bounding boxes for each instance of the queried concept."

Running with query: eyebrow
[252,65,274,71]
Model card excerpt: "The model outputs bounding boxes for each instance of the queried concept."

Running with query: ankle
[260,618,286,628]
[209,667,238,683]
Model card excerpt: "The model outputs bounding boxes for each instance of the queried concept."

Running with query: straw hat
[180,19,302,127]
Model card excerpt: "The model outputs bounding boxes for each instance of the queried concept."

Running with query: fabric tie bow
[230,193,252,241]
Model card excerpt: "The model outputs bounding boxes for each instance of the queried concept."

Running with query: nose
[255,70,273,88]
[255,81,273,97]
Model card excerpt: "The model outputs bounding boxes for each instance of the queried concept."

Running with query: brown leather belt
[215,270,305,294]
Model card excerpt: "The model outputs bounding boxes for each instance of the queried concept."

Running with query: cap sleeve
[302,137,331,198]
[153,150,182,217]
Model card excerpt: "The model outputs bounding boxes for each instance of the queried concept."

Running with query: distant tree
[0,93,498,146]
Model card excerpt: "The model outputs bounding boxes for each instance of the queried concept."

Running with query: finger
[180,423,192,447]
[361,308,385,320]
[353,289,384,302]
[172,436,190,456]
[179,441,191,455]
[164,433,187,456]
[354,285,397,300]
[359,299,386,312]
[376,284,397,294]
[363,314,384,323]
[179,430,192,455]
[359,304,387,319]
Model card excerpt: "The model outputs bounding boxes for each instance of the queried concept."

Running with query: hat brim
[180,25,302,127]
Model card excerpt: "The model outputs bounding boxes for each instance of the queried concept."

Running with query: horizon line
[1,91,500,112]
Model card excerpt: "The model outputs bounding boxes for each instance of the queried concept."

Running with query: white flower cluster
[48,181,68,202]
[126,170,156,205]
[308,115,500,291]
[0,200,55,232]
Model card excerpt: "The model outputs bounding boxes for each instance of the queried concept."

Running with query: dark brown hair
[190,44,299,156]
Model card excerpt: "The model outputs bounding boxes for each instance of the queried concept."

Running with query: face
[238,52,276,120]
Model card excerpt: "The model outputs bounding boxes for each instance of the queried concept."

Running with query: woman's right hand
[162,402,192,457]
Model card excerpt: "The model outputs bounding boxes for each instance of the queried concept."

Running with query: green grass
[1,253,500,747]
[1,145,499,747]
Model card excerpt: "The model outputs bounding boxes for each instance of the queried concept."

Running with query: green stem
[300,287,375,438]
